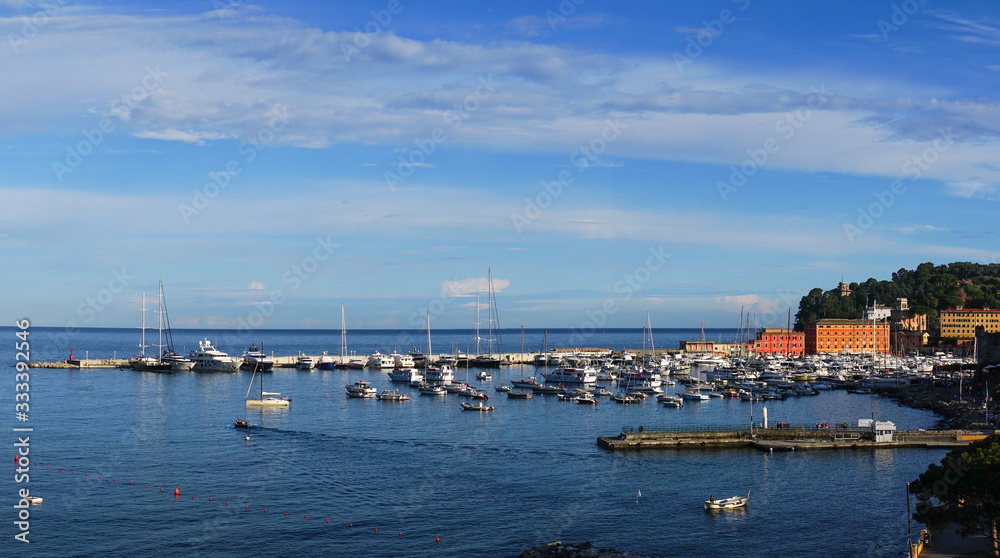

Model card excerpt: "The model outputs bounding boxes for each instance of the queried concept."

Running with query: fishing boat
[245,364,290,407]
[704,491,749,510]
[461,402,494,411]
[377,388,409,401]
[346,380,377,398]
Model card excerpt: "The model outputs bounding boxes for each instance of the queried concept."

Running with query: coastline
[878,383,994,431]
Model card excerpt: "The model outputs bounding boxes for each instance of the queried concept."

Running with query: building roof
[942,308,1000,313]
[807,319,890,325]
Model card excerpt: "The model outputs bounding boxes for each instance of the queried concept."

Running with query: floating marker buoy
[85,473,88,477]
[326,519,329,523]
[436,536,440,544]
[113,478,116,482]
[285,512,288,516]
[350,523,353,528]
[305,515,308,519]
[263,508,266,512]
[191,495,194,499]
[99,476,102,479]
[226,502,229,506]
[129,481,132,485]
[209,497,212,501]
[160,488,163,492]
[59,468,62,471]
[375,528,378,532]
[175,488,180,496]
[145,485,147,488]
[399,533,402,537]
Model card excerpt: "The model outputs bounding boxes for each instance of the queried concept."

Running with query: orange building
[804,319,890,355]
[751,328,804,356]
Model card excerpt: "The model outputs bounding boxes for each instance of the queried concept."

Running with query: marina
[10,326,991,557]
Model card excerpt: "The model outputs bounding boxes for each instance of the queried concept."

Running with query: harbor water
[6,327,946,557]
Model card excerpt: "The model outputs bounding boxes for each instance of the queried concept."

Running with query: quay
[597,425,997,452]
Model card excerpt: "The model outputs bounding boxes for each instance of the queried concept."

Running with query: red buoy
[436,536,440,544]
[85,473,88,477]
[209,497,212,501]
[326,519,329,523]
[375,528,378,533]
[305,515,308,520]
[285,512,288,516]
[175,488,180,496]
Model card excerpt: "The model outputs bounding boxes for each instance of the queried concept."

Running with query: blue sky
[1,0,998,331]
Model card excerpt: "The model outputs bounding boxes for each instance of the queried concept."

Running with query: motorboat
[511,378,542,389]
[317,352,336,370]
[660,396,683,408]
[420,385,447,396]
[591,388,612,397]
[242,343,274,372]
[705,491,749,510]
[367,351,395,369]
[611,394,640,404]
[25,496,42,504]
[544,367,598,385]
[681,388,710,401]
[392,352,415,369]
[461,402,494,411]
[377,389,409,401]
[476,370,492,381]
[575,392,598,405]
[190,338,240,372]
[234,418,249,428]
[507,390,532,399]
[495,385,513,393]
[296,353,316,370]
[388,367,423,384]
[425,365,455,386]
[347,358,366,369]
[346,380,377,398]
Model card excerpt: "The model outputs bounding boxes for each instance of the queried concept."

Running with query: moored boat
[346,380,377,398]
[705,491,749,510]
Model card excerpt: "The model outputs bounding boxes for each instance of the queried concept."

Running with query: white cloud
[247,281,265,290]
[441,277,511,297]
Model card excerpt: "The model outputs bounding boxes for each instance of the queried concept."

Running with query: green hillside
[794,262,1000,333]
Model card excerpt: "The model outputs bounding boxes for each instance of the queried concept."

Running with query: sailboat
[132,282,195,372]
[334,303,350,369]
[471,268,503,368]
[509,326,536,397]
[130,292,164,371]
[245,363,290,407]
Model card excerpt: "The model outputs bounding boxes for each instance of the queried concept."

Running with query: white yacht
[189,339,240,372]
[392,352,415,368]
[544,367,598,385]
[425,365,454,386]
[241,343,274,372]
[367,351,395,369]
[388,367,423,384]
[296,353,316,370]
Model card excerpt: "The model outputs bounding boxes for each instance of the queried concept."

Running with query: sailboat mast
[160,280,176,353]
[487,268,493,357]
[426,308,432,360]
[475,292,481,355]
[340,303,347,359]
[139,292,147,357]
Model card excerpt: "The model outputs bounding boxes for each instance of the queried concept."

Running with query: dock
[597,425,997,452]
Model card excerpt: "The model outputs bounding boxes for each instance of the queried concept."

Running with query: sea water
[3,328,944,557]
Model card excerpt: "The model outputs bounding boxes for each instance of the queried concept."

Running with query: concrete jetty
[598,425,996,452]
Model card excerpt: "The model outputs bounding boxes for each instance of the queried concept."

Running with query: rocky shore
[518,541,655,558]
[878,383,993,430]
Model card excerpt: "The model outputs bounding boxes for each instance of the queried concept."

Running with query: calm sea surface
[5,327,945,557]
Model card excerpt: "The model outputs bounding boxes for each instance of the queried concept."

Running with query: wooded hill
[794,262,1000,334]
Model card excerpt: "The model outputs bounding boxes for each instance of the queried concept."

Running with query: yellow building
[940,309,1000,339]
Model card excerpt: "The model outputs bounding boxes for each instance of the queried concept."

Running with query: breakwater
[598,425,994,452]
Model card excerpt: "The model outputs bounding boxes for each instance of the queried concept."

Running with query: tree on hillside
[909,435,1000,558]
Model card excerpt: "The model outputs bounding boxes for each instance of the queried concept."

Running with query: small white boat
[705,491,749,510]
[296,353,316,370]
[591,388,612,397]
[476,370,492,381]
[495,385,512,393]
[660,397,683,408]
[575,392,598,405]
[346,380,377,398]
[25,496,42,504]
[611,394,640,404]
[461,402,494,411]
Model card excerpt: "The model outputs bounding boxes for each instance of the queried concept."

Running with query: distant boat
[296,353,317,370]
[388,367,423,384]
[420,384,447,396]
[377,388,409,401]
[705,491,749,510]
[507,390,532,399]
[367,351,395,369]
[476,370,492,381]
[234,418,249,428]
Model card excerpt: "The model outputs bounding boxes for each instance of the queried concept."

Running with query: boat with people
[346,380,377,398]
[704,491,749,510]
[234,418,249,428]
